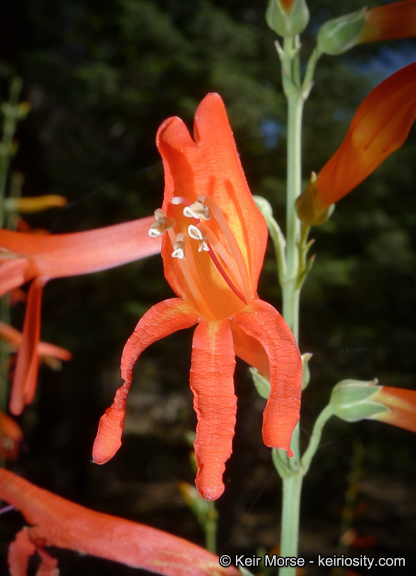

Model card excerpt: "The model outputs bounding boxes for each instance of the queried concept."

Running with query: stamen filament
[199,195,252,300]
[206,242,247,304]
[201,225,247,298]
[167,228,216,318]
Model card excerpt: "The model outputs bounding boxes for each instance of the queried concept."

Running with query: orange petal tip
[92,405,124,464]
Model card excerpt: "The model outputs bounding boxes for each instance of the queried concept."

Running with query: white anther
[183,200,211,221]
[154,208,167,220]
[148,209,176,237]
[188,224,204,241]
[148,224,164,237]
[172,233,186,259]
[172,246,185,259]
[172,196,186,205]
[188,225,209,252]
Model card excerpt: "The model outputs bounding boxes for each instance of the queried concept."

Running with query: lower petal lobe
[93,298,199,465]
[190,319,237,500]
[231,299,302,456]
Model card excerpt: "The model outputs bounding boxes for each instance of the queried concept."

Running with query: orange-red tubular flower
[0,469,239,576]
[0,321,72,368]
[5,194,68,214]
[296,62,416,225]
[0,321,72,413]
[0,218,161,415]
[371,386,416,432]
[0,413,23,460]
[93,93,302,500]
[358,0,416,44]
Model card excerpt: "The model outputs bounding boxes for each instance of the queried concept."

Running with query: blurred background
[1,0,416,573]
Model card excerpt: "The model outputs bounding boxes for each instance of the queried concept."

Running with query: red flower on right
[359,0,416,44]
[296,62,416,225]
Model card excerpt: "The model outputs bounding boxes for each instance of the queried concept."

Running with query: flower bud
[317,9,366,55]
[329,379,387,422]
[266,0,309,37]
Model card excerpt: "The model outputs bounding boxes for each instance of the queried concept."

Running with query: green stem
[281,63,303,339]
[279,474,303,576]
[204,501,217,554]
[301,405,333,473]
[0,77,22,227]
[0,77,23,414]
[277,38,305,576]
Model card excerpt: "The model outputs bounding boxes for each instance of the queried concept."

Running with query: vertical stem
[0,77,23,227]
[205,501,217,554]
[278,37,306,576]
[0,78,23,413]
[282,90,303,341]
[280,474,303,572]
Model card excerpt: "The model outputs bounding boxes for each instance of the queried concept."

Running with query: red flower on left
[0,469,239,576]
[0,218,161,414]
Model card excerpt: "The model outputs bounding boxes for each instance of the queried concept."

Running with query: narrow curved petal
[0,469,239,576]
[190,319,236,500]
[8,529,37,576]
[0,216,161,280]
[157,93,267,298]
[93,299,200,465]
[297,62,416,224]
[0,321,72,363]
[9,529,59,576]
[231,299,302,455]
[359,1,416,43]
[9,277,47,416]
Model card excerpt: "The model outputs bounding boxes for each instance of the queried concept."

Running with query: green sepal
[272,447,298,478]
[317,9,366,56]
[334,403,388,422]
[249,367,270,400]
[301,352,312,390]
[295,177,334,226]
[330,378,389,423]
[266,0,309,37]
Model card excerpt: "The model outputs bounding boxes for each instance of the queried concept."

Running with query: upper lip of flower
[154,93,268,321]
[92,93,303,501]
